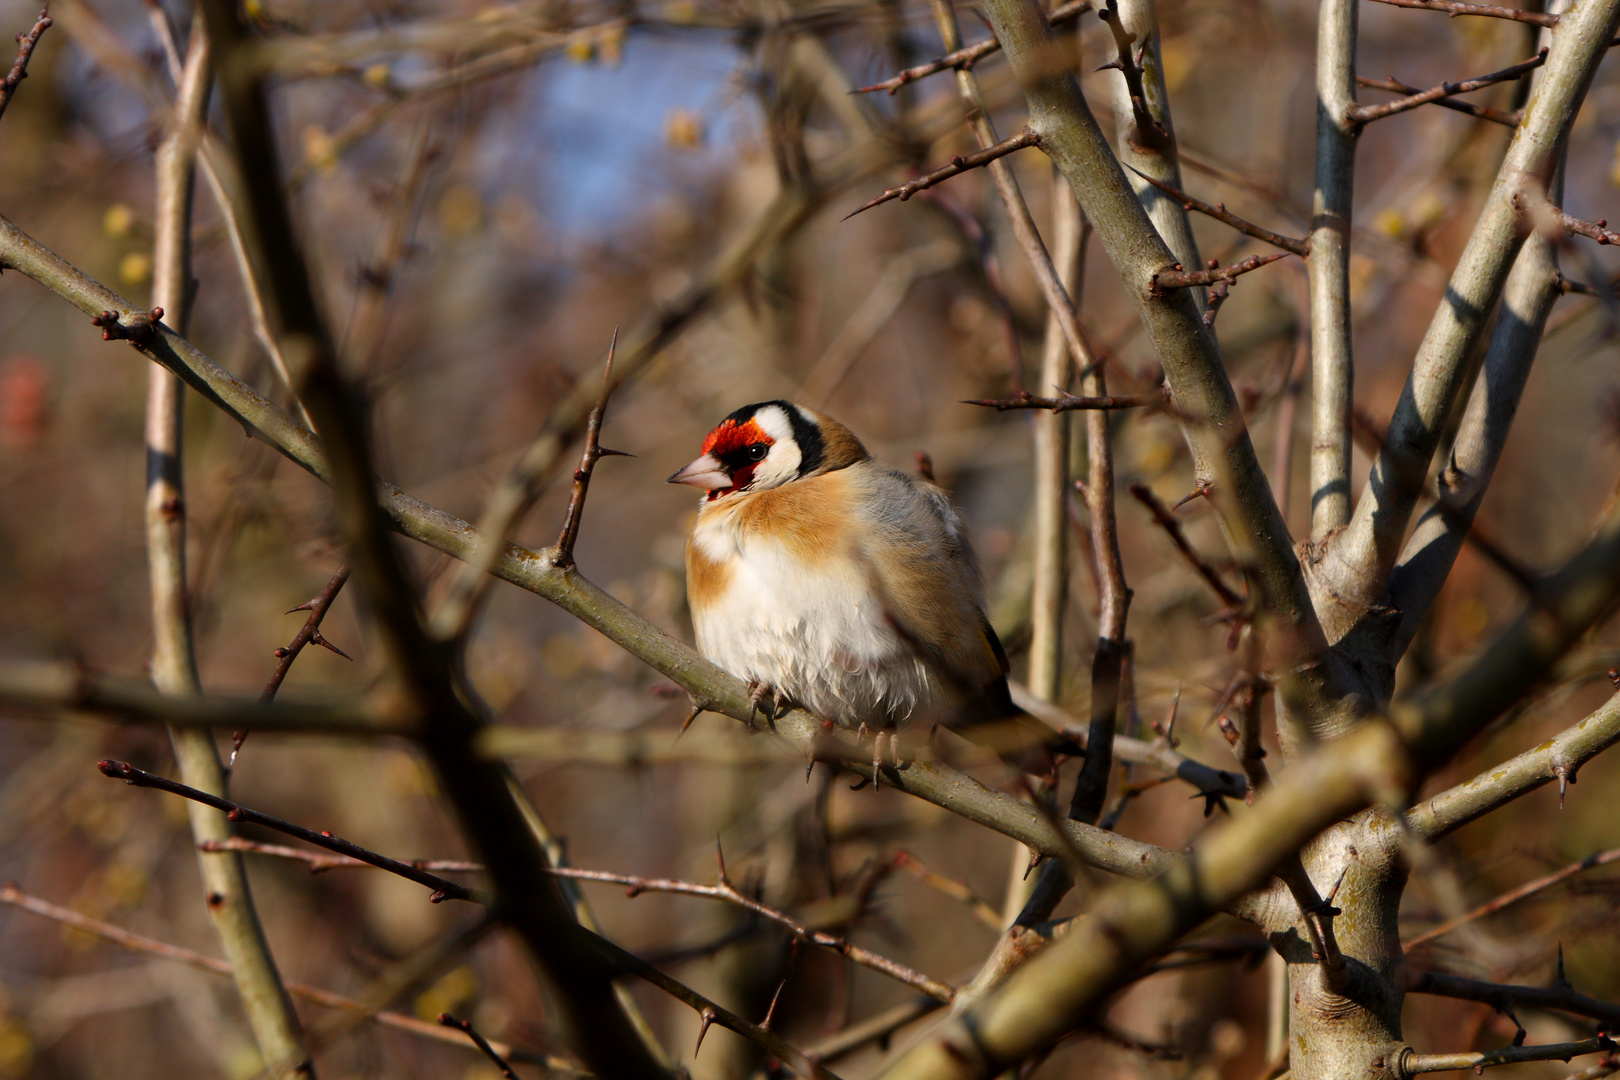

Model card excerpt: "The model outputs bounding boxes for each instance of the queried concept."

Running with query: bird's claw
[745,679,787,730]
[853,723,903,791]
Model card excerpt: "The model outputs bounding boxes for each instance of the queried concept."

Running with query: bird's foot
[745,679,787,730]
[853,723,903,791]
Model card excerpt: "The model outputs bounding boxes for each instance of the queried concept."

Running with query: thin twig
[1152,253,1293,292]
[198,837,481,874]
[892,850,1005,930]
[235,566,352,762]
[1356,74,1521,126]
[1560,211,1620,247]
[1128,483,1245,609]
[1346,49,1548,126]
[438,1014,519,1080]
[843,129,1042,219]
[0,7,52,128]
[851,0,1091,94]
[99,760,484,903]
[963,390,1158,412]
[551,329,627,570]
[1126,167,1310,255]
[1404,846,1620,949]
[204,833,955,1000]
[1365,0,1558,26]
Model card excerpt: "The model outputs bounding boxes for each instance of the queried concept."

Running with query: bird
[668,400,1064,778]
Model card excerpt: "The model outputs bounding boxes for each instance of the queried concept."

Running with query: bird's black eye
[747,443,769,461]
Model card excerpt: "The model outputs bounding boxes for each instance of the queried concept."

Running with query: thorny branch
[1097,0,1167,150]
[1399,1036,1617,1075]
[1407,969,1620,1030]
[551,329,628,571]
[261,567,354,703]
[235,565,352,762]
[0,7,51,128]
[1127,167,1310,255]
[99,760,484,903]
[1356,74,1521,127]
[1346,49,1548,127]
[852,0,1092,94]
[843,129,1042,219]
[1128,482,1245,612]
[206,832,957,1001]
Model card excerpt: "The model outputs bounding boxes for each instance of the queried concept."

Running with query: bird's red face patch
[700,418,774,500]
[702,418,773,457]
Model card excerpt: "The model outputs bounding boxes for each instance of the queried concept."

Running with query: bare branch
[1356,74,1520,126]
[962,390,1157,411]
[1347,50,1548,126]
[0,658,395,733]
[1405,845,1620,950]
[892,850,1005,930]
[1400,1037,1617,1075]
[843,128,1042,219]
[142,21,315,1073]
[1129,482,1245,610]
[852,0,1092,94]
[1366,0,1558,26]
[0,7,51,129]
[551,330,626,571]
[1308,0,1359,543]
[1560,210,1620,247]
[204,833,956,1000]
[1407,970,1620,1032]
[1152,253,1293,292]
[1010,682,1249,805]
[236,566,352,762]
[438,1015,519,1080]
[99,760,485,902]
[1406,690,1620,840]
[582,932,841,1080]
[929,0,1102,394]
[878,473,1620,1079]
[199,837,480,874]
[1097,0,1168,151]
[1126,167,1309,255]
[1312,0,1620,646]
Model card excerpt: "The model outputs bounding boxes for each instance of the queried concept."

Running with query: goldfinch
[669,401,1059,776]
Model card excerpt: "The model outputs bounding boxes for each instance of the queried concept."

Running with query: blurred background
[1,0,1619,1076]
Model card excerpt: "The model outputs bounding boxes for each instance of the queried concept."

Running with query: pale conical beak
[667,453,731,490]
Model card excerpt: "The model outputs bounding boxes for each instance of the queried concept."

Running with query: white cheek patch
[747,405,802,490]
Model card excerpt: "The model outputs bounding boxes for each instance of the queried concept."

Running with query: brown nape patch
[732,469,853,563]
[686,533,732,609]
[803,409,870,473]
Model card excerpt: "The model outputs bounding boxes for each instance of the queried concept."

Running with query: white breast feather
[691,513,932,726]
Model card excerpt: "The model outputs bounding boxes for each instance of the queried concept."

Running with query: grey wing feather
[849,466,1005,695]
